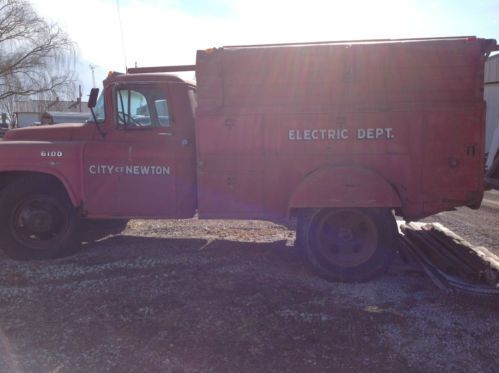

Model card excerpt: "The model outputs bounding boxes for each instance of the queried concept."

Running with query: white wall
[485,84,499,153]
[15,113,39,128]
[485,55,499,154]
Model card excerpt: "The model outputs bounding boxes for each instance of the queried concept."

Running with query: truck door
[83,82,197,218]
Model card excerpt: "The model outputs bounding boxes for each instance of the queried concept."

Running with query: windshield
[87,93,105,123]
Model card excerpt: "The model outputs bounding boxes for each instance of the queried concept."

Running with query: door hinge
[465,144,477,157]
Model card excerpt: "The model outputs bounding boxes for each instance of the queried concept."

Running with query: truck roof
[126,36,497,78]
[222,35,487,49]
[105,72,196,87]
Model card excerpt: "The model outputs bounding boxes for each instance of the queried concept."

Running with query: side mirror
[88,88,100,108]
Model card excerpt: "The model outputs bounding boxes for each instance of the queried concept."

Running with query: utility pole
[89,64,96,88]
[78,85,82,112]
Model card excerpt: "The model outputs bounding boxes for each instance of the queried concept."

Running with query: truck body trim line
[127,65,196,74]
[224,36,478,49]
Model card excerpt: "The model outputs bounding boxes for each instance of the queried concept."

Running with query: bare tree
[0,0,78,123]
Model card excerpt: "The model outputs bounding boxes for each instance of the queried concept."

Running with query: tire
[298,208,397,282]
[295,213,307,249]
[0,176,81,260]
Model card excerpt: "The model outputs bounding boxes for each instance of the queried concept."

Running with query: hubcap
[21,209,53,233]
[11,195,68,249]
[315,209,378,268]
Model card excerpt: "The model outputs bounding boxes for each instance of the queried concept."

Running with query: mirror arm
[91,108,106,139]
[88,88,106,139]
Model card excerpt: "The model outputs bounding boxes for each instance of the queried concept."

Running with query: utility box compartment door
[197,171,264,217]
[196,114,264,217]
[422,106,484,197]
[196,114,263,155]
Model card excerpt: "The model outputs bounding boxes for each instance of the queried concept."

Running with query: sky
[29,0,499,96]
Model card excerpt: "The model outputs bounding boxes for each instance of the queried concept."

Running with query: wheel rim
[313,209,379,268]
[10,194,70,250]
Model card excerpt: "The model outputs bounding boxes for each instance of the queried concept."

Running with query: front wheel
[299,208,397,282]
[0,176,81,260]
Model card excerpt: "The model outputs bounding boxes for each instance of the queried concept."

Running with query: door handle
[158,132,174,136]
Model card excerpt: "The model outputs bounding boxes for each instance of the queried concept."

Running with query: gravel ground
[0,193,498,372]
[421,190,499,254]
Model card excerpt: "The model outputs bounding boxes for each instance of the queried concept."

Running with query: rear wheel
[0,176,81,260]
[299,208,397,282]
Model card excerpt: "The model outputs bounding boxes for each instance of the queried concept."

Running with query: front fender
[0,167,81,207]
[0,141,84,207]
[288,166,401,211]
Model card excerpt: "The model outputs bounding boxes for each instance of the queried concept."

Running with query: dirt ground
[0,193,498,373]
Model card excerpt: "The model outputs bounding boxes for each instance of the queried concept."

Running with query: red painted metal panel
[262,111,413,155]
[197,171,264,217]
[0,141,84,206]
[196,114,264,155]
[81,81,197,218]
[289,166,401,208]
[421,104,485,203]
[196,37,496,220]
[196,113,265,217]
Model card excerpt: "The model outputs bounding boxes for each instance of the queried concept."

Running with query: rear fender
[288,166,401,213]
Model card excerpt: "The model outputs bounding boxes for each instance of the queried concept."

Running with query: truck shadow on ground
[0,225,459,301]
[77,234,306,274]
[73,233,430,293]
[79,233,499,308]
[0,229,451,298]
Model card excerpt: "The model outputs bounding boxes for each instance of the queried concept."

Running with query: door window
[154,99,171,127]
[115,86,170,128]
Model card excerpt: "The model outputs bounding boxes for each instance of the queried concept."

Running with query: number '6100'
[41,151,63,157]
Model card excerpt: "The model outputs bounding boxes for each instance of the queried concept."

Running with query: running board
[399,223,499,301]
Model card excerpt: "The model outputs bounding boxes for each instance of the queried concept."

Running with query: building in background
[485,54,499,156]
[11,99,90,128]
[15,112,40,128]
[40,111,90,125]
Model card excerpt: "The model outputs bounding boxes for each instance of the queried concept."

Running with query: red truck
[0,36,496,281]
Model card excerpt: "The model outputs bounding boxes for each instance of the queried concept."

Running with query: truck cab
[0,72,198,260]
[82,73,198,218]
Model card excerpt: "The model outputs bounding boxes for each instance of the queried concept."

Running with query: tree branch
[0,0,78,102]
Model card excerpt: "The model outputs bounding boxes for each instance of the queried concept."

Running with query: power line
[116,0,128,71]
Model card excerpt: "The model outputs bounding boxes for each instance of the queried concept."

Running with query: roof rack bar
[127,65,196,74]
[224,36,477,49]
